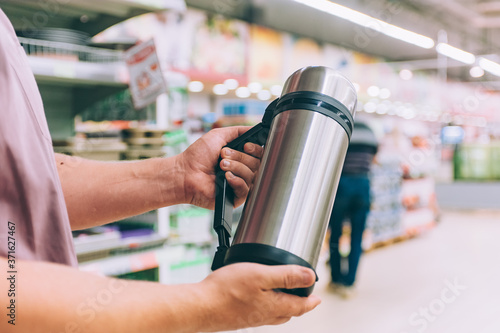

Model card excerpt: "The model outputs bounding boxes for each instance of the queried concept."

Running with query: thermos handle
[211,99,278,271]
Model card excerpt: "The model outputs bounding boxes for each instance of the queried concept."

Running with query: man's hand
[194,263,321,332]
[175,126,264,209]
[56,126,263,229]
[0,259,319,333]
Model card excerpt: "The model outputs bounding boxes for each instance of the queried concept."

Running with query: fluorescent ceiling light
[479,57,500,76]
[213,84,228,95]
[436,43,475,65]
[379,88,391,99]
[248,82,263,93]
[399,69,413,80]
[271,85,283,96]
[363,102,377,113]
[236,87,251,98]
[224,78,239,90]
[293,0,434,49]
[257,90,272,100]
[367,85,380,97]
[188,81,204,92]
[469,66,484,78]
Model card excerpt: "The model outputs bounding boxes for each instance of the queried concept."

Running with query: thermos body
[232,109,350,268]
[233,66,357,269]
[211,66,357,296]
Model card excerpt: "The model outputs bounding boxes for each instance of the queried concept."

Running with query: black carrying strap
[211,99,278,271]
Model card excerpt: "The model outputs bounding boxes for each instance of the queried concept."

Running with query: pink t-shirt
[0,10,77,266]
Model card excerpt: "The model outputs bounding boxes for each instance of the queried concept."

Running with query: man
[328,120,378,298]
[0,10,320,332]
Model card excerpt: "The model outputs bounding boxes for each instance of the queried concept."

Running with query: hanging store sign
[125,39,167,109]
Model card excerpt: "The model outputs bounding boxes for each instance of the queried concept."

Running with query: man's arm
[57,127,263,230]
[56,154,179,230]
[0,258,320,333]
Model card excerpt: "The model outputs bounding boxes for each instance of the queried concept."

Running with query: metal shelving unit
[21,38,128,88]
[2,0,185,139]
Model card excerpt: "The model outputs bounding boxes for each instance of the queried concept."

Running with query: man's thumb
[265,265,316,290]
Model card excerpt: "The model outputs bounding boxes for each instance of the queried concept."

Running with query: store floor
[231,210,500,333]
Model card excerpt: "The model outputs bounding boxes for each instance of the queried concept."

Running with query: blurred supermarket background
[1,0,499,332]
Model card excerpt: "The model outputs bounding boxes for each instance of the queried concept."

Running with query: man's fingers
[220,159,255,186]
[221,148,261,172]
[225,172,249,203]
[244,143,264,159]
[269,317,292,326]
[263,265,316,290]
[277,293,321,318]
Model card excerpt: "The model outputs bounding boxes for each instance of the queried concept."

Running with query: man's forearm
[55,154,184,230]
[0,257,207,333]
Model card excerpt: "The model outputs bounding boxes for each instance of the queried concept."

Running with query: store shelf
[27,56,128,87]
[19,37,128,87]
[166,235,214,247]
[365,162,438,251]
[79,248,163,277]
[74,232,169,262]
[78,237,213,283]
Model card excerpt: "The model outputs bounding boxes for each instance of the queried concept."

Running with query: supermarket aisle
[243,210,500,333]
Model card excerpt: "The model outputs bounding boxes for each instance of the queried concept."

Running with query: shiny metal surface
[282,66,357,117]
[232,66,357,269]
[232,110,350,268]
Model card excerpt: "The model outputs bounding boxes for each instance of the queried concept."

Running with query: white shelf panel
[28,56,128,87]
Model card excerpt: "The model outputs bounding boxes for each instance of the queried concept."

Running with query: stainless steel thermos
[212,66,358,296]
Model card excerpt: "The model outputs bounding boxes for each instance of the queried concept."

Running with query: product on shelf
[121,127,168,159]
[169,205,213,243]
[364,157,438,251]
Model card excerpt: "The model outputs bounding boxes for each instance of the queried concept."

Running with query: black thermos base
[220,243,318,297]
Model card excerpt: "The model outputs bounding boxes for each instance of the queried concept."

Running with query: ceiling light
[363,102,377,113]
[379,88,391,99]
[213,84,228,96]
[188,81,204,93]
[399,69,413,80]
[257,90,271,100]
[248,82,263,93]
[224,78,239,90]
[294,0,434,49]
[271,85,282,96]
[235,87,251,98]
[436,43,475,65]
[367,85,380,97]
[469,66,484,78]
[479,57,500,76]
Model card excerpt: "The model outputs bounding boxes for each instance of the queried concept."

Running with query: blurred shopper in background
[328,121,378,298]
